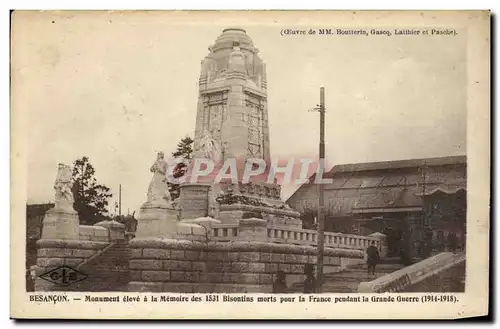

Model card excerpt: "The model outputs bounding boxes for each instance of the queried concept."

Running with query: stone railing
[357,251,466,293]
[210,222,382,251]
[211,223,239,242]
[267,226,381,251]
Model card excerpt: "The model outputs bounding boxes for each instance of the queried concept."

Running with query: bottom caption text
[28,294,460,305]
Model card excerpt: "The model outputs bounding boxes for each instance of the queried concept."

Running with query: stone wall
[33,239,109,291]
[128,239,364,293]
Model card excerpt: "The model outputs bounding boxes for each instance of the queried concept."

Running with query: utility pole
[317,87,326,293]
[419,161,427,258]
[310,87,326,292]
[421,161,427,228]
[119,184,122,217]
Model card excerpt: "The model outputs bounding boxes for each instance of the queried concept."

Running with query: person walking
[366,241,380,276]
[303,264,316,293]
[447,232,458,253]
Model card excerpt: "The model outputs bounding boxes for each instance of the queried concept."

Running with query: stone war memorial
[32,28,465,294]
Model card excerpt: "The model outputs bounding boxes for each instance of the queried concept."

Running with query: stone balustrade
[212,224,239,242]
[267,226,381,251]
[210,222,382,251]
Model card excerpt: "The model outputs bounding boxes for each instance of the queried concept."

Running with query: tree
[71,156,113,225]
[168,136,194,200]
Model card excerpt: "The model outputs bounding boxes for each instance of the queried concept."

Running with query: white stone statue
[146,152,171,206]
[53,163,74,211]
[195,129,222,163]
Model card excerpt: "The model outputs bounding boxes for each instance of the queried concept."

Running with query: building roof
[329,155,466,175]
[288,155,466,203]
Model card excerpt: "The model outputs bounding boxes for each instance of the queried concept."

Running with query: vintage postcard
[10,10,490,319]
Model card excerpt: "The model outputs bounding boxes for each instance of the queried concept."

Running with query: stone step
[325,269,399,277]
[88,265,129,270]
[323,284,359,293]
[349,263,404,270]
[91,257,130,262]
[82,273,130,282]
[85,262,129,268]
[97,250,130,255]
[100,252,130,255]
[323,275,382,282]
[291,281,358,293]
[289,262,406,293]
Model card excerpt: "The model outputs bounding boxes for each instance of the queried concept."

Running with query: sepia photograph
[11,10,490,319]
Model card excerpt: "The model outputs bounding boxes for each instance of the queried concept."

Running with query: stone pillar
[238,218,268,242]
[41,207,79,240]
[41,163,79,241]
[124,232,136,242]
[94,220,125,242]
[135,204,179,239]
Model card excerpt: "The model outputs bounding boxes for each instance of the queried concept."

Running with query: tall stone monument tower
[179,28,300,227]
[194,27,270,165]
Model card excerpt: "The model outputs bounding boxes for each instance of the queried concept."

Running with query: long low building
[286,155,466,260]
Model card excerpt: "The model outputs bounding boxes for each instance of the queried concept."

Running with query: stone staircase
[73,241,131,292]
[290,260,405,293]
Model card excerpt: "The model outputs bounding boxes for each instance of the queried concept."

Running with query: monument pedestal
[95,220,126,242]
[41,207,79,240]
[135,202,179,239]
[214,181,302,227]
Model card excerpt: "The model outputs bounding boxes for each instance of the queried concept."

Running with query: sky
[13,12,467,215]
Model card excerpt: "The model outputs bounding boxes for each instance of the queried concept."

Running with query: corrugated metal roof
[329,155,466,174]
[288,155,466,203]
